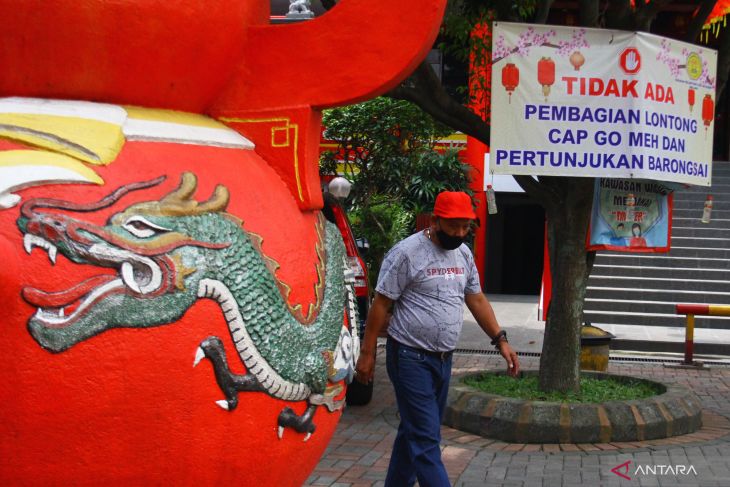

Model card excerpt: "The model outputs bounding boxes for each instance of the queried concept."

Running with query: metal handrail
[675,304,730,365]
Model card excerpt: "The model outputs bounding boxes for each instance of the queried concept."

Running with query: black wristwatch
[491,330,508,349]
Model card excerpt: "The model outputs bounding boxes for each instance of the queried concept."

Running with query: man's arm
[464,292,520,376]
[354,292,393,384]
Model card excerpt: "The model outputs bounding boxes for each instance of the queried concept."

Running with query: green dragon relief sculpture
[17,172,359,440]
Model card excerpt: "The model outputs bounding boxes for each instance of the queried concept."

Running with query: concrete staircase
[584,161,730,332]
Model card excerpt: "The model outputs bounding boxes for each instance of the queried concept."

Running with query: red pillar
[466,139,487,286]
[466,20,492,287]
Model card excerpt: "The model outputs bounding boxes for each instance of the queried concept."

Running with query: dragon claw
[193,346,205,367]
[277,426,284,440]
[303,433,311,442]
[215,400,230,410]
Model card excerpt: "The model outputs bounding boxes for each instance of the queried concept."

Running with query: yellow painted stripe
[437,133,468,142]
[708,305,730,316]
[124,106,229,129]
[218,116,303,202]
[0,113,124,165]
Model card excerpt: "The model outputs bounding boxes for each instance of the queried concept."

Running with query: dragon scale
[198,215,348,398]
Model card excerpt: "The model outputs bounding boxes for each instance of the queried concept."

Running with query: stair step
[673,217,730,223]
[673,209,730,218]
[667,246,730,258]
[589,275,730,292]
[671,226,730,238]
[582,310,730,328]
[670,237,730,249]
[592,264,730,280]
[586,286,730,302]
[586,162,730,331]
[596,253,730,269]
[585,298,706,314]
[674,193,730,202]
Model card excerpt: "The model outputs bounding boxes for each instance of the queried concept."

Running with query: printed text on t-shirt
[426,267,466,279]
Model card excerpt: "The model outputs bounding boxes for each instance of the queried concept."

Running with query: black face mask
[435,229,464,250]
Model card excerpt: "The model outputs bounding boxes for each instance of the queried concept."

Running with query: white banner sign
[489,22,717,186]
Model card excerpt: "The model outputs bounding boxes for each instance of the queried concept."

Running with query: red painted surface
[466,21,493,287]
[676,304,709,315]
[0,140,335,486]
[676,304,730,317]
[0,0,448,483]
[465,138,488,286]
[0,1,264,112]
[0,0,446,211]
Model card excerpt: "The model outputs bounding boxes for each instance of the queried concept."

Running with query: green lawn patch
[463,373,662,403]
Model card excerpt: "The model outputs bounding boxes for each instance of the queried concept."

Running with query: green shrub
[350,195,413,289]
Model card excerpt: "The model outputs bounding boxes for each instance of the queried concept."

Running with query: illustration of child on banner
[587,178,675,252]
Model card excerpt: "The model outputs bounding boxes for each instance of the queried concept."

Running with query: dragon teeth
[193,347,205,367]
[23,234,58,264]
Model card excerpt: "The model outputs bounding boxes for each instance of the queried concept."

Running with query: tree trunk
[538,177,595,393]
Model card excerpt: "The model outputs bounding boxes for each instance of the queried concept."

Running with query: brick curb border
[443,370,703,444]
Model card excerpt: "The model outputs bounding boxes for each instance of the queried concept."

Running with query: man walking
[355,191,520,487]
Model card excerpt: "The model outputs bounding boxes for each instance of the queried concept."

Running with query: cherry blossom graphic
[492,27,589,65]
[656,39,715,88]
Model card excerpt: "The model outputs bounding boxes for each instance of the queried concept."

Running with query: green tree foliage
[408,150,471,215]
[320,97,472,283]
[322,0,728,394]
[321,97,455,204]
[348,195,413,289]
[386,0,728,394]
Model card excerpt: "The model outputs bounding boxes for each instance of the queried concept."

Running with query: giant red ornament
[0,0,447,485]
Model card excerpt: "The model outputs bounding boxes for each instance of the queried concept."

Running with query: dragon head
[17,173,237,352]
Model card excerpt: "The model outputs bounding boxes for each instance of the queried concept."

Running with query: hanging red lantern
[702,94,715,131]
[569,51,585,71]
[688,88,695,113]
[501,63,519,103]
[537,57,555,101]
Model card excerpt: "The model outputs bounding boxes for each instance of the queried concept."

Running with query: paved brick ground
[304,353,730,487]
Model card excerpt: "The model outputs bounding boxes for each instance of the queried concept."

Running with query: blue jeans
[384,338,452,487]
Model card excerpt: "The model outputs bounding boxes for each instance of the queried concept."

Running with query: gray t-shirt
[376,231,481,352]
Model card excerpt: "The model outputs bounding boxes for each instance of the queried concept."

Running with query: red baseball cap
[433,191,476,219]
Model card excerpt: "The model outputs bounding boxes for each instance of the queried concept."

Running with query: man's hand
[352,292,392,385]
[498,341,520,377]
[354,349,375,384]
[465,292,520,377]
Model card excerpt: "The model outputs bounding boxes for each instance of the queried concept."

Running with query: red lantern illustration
[501,63,519,103]
[569,51,585,71]
[688,88,696,113]
[538,57,555,101]
[702,94,715,135]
